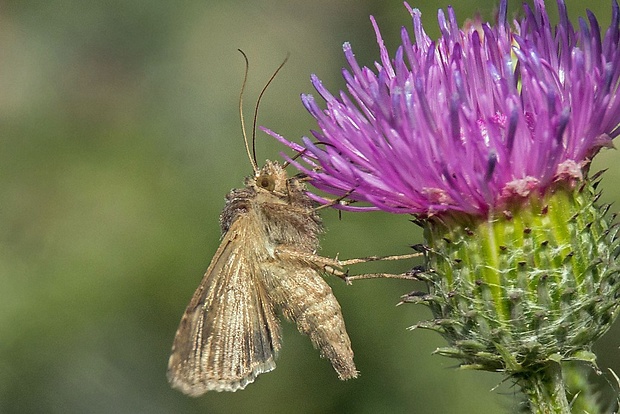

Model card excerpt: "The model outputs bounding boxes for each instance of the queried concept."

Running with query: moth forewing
[167,214,282,395]
[167,161,357,395]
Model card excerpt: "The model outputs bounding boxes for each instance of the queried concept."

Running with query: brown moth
[167,52,419,396]
[167,160,357,395]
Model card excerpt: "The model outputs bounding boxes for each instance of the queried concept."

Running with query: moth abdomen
[265,266,358,380]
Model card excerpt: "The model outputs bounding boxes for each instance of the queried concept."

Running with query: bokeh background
[2,0,619,413]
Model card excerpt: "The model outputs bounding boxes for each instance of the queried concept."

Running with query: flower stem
[563,362,604,414]
[517,362,571,413]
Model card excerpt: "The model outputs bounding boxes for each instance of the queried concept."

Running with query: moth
[167,52,419,395]
[167,52,359,395]
[167,160,358,395]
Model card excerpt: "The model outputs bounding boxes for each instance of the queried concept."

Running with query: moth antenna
[252,53,290,167]
[237,49,259,174]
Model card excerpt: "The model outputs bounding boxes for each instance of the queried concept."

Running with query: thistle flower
[267,0,620,412]
[272,0,620,218]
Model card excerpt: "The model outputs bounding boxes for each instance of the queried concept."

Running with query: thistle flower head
[266,2,620,408]
[269,0,620,217]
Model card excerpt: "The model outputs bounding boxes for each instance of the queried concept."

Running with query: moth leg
[273,246,341,269]
[272,246,353,282]
[318,265,421,284]
[275,248,422,268]
[313,189,355,212]
[337,252,423,283]
[337,252,422,267]
[343,271,420,283]
[274,247,422,283]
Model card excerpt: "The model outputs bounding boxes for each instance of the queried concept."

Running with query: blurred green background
[2,0,619,413]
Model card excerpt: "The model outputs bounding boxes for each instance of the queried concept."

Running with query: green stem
[563,362,604,414]
[518,362,571,414]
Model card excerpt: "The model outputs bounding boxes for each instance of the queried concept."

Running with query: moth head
[253,160,289,195]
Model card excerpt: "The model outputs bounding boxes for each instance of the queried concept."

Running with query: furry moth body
[167,161,357,395]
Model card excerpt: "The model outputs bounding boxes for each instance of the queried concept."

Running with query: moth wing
[167,217,281,395]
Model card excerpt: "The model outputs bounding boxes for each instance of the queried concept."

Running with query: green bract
[410,178,620,375]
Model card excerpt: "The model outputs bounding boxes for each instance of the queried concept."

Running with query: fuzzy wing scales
[167,218,281,395]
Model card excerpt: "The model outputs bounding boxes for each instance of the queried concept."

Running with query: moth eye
[258,175,276,191]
